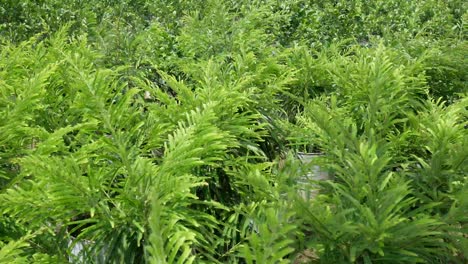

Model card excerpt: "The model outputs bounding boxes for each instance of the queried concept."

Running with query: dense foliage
[1,0,466,263]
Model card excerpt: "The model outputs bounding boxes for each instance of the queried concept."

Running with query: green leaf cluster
[1,0,466,263]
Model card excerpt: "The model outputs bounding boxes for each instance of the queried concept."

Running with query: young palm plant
[290,43,464,262]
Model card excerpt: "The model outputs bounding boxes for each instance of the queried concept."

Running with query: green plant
[1,1,466,263]
[291,42,466,263]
